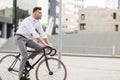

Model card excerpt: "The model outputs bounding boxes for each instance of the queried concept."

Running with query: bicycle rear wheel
[0,54,20,80]
[36,57,67,80]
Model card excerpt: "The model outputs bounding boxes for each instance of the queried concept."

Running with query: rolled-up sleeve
[37,24,47,39]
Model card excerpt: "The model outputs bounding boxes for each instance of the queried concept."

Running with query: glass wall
[0,0,38,38]
[17,0,37,14]
[0,0,13,22]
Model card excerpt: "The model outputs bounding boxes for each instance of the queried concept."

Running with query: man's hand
[44,43,52,50]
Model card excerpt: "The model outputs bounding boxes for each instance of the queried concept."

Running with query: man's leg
[26,40,42,59]
[18,44,28,79]
[15,36,28,80]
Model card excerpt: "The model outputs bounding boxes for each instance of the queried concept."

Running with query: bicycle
[0,47,67,80]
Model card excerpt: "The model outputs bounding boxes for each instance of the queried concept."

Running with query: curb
[1,50,120,58]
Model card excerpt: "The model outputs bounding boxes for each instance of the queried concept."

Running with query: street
[0,53,120,80]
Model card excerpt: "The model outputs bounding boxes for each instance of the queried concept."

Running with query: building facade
[79,6,120,32]
[0,8,13,38]
[62,0,84,28]
[37,0,84,34]
[55,0,84,33]
[0,0,38,38]
[0,7,29,38]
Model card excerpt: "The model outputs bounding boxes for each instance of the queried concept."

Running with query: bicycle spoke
[36,58,67,80]
[0,55,20,80]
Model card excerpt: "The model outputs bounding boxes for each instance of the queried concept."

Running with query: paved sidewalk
[63,56,120,80]
[0,53,120,80]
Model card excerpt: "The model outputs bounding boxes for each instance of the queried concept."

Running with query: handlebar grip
[42,46,57,56]
[50,49,57,56]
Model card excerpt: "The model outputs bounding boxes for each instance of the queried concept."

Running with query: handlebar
[42,46,57,56]
[27,46,57,56]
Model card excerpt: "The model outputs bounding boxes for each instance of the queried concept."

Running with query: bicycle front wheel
[0,54,20,80]
[36,57,67,80]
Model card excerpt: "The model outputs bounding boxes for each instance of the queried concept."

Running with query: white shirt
[16,15,47,39]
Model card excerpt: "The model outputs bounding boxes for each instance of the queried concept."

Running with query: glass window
[81,14,85,20]
[115,25,119,31]
[113,12,117,19]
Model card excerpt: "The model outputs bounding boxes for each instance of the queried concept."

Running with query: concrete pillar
[3,23,7,38]
[0,77,2,80]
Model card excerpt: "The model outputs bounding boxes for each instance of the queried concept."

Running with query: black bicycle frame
[27,49,52,74]
[8,53,20,72]
[8,47,56,75]
[26,47,55,74]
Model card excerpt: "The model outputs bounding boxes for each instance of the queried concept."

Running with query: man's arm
[37,33,50,45]
[43,38,49,45]
[24,21,48,47]
[36,37,48,46]
[36,22,50,46]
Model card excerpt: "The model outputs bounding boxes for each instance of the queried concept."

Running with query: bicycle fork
[44,55,53,75]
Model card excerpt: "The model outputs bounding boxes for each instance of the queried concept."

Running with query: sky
[0,0,118,12]
[17,0,37,14]
[0,0,106,8]
[0,0,37,14]
[84,0,106,8]
[0,0,13,9]
[37,0,49,24]
[0,0,114,9]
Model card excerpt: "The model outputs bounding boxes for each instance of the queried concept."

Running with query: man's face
[34,9,42,19]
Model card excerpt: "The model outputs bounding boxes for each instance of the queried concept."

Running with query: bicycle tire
[35,57,67,80]
[0,54,20,80]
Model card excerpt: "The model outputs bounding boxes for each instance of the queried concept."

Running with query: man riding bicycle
[14,7,50,80]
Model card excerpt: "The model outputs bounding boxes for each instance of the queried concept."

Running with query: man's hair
[33,7,42,13]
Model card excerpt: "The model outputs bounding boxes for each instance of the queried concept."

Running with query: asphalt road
[0,53,120,80]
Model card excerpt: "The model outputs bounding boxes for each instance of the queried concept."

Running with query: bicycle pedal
[23,70,29,76]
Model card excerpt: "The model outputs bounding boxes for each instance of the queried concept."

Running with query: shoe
[20,77,30,80]
[25,61,32,68]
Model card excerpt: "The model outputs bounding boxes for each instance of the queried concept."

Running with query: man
[14,7,50,80]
